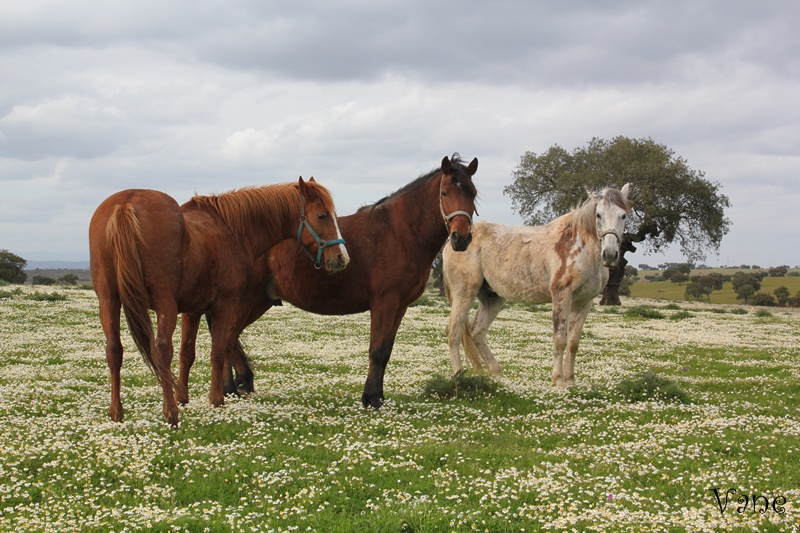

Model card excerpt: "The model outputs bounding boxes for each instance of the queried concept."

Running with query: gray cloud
[1,1,799,265]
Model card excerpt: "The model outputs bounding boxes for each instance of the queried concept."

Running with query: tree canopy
[0,249,27,284]
[504,136,731,264]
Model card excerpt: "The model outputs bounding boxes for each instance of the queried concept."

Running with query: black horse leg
[232,339,254,394]
[362,304,405,409]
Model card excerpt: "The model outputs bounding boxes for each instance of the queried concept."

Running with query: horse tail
[107,203,158,377]
[461,322,484,370]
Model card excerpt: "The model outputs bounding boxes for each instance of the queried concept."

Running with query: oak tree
[0,249,27,284]
[505,136,731,304]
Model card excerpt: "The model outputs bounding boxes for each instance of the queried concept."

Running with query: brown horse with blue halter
[90,177,348,426]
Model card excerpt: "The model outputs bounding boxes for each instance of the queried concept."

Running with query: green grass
[0,286,798,532]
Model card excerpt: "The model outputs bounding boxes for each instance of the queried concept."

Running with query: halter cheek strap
[296,195,346,270]
[439,174,473,232]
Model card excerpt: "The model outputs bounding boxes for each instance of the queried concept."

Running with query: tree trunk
[600,255,626,305]
[600,240,636,306]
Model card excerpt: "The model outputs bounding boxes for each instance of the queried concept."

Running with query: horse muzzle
[326,251,349,274]
[602,249,620,268]
[450,231,473,252]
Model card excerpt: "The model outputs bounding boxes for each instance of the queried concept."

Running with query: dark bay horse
[89,178,348,426]
[182,154,478,408]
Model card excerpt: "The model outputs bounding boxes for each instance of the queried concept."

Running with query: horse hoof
[209,393,225,408]
[109,406,124,423]
[488,364,503,375]
[223,384,242,398]
[236,376,255,395]
[361,394,384,410]
[164,409,179,428]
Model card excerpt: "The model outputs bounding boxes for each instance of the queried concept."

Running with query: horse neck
[192,190,300,259]
[393,175,448,257]
[249,211,296,258]
[557,207,601,259]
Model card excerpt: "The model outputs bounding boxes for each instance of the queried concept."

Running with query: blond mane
[189,182,336,242]
[565,187,630,243]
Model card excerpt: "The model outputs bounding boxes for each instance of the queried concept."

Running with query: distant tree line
[640,263,800,306]
[1,250,83,287]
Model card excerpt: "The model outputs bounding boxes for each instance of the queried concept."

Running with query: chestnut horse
[89,178,348,426]
[183,154,478,408]
[444,184,630,387]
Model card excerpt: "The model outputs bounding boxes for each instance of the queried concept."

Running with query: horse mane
[189,182,335,241]
[564,187,630,242]
[359,153,478,212]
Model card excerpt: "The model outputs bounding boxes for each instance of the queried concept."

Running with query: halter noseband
[296,194,346,270]
[439,173,474,232]
[598,229,621,242]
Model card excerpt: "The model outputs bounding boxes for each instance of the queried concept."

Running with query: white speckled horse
[443,184,630,387]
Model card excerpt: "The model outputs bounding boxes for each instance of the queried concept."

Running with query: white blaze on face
[333,214,350,266]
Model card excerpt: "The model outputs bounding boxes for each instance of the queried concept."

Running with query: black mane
[359,153,477,212]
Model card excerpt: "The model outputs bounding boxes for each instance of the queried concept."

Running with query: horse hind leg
[176,312,201,405]
[153,304,180,426]
[551,294,571,387]
[98,291,125,422]
[468,288,506,374]
[446,292,475,374]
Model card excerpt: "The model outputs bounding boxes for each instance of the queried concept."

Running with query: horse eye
[317,213,327,221]
[596,213,601,219]
[621,214,627,220]
[441,192,448,197]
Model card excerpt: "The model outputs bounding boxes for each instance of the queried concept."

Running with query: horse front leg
[551,298,570,387]
[229,298,274,395]
[470,291,506,374]
[362,302,404,409]
[207,310,249,407]
[176,312,201,405]
[563,301,593,387]
[229,339,254,395]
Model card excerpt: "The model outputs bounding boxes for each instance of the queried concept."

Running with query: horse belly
[491,274,552,304]
[481,253,553,305]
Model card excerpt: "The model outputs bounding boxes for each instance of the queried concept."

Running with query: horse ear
[467,157,478,176]
[620,183,631,199]
[441,156,452,174]
[299,176,319,201]
[309,177,316,183]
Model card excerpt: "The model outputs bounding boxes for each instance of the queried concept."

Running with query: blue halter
[296,195,346,269]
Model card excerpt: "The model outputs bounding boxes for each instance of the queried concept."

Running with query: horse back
[447,221,558,304]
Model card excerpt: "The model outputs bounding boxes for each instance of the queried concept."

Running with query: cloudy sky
[1,1,798,267]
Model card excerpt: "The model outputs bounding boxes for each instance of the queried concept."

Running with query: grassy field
[632,270,800,305]
[1,286,799,532]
